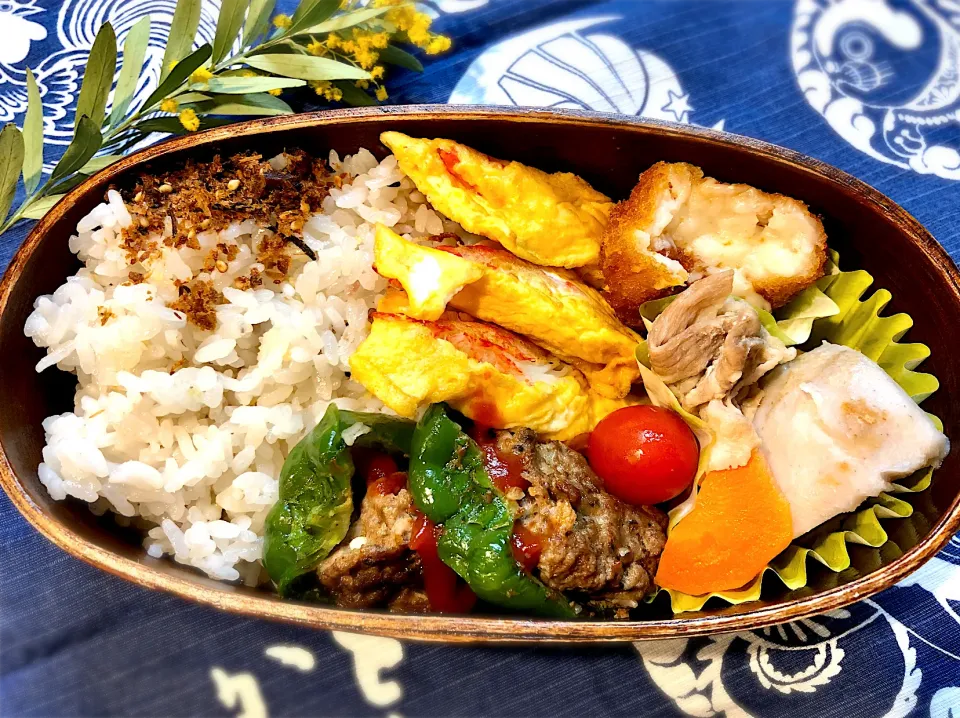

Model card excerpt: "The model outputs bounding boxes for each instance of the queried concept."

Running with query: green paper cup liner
[639,252,942,613]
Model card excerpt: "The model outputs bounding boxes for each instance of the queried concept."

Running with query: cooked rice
[24,149,456,584]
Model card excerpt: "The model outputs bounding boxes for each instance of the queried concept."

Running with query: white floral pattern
[447,16,722,128]
[791,0,960,179]
[0,0,219,143]
[637,538,960,716]
[1,0,959,715]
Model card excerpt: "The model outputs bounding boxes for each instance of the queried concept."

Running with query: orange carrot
[655,451,793,596]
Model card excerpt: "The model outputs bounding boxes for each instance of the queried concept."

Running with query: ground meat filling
[322,431,666,615]
[317,488,429,612]
[498,429,668,612]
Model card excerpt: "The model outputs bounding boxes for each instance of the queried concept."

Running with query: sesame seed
[199,218,212,230]
[158,183,173,194]
[134,191,144,202]
[227,179,241,191]
[139,217,149,228]
[215,260,228,273]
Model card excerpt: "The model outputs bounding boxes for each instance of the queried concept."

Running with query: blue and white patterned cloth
[2,1,960,715]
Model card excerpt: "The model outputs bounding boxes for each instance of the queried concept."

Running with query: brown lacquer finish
[1,106,958,642]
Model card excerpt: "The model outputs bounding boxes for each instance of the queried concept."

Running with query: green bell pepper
[408,404,577,618]
[263,404,414,596]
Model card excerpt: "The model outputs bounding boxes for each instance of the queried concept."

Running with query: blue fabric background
[2,0,960,715]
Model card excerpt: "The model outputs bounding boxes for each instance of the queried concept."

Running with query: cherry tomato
[587,405,699,505]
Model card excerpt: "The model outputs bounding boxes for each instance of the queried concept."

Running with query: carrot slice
[655,451,793,596]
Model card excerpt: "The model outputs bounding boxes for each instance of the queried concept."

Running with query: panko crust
[600,161,828,326]
[744,198,828,308]
[600,162,697,325]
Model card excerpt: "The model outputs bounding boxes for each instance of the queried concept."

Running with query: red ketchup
[370,472,408,496]
[511,524,543,573]
[361,453,408,496]
[410,512,477,613]
[469,424,545,575]
[438,148,459,173]
[364,454,398,481]
[468,400,503,430]
[470,425,530,493]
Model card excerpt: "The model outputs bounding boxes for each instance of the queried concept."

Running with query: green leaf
[75,22,117,129]
[287,0,338,35]
[161,0,203,80]
[80,154,123,174]
[756,307,796,346]
[175,91,212,103]
[0,124,25,222]
[245,54,370,80]
[378,44,423,72]
[49,116,102,185]
[22,68,43,194]
[291,0,325,24]
[213,0,249,64]
[243,0,276,46]
[135,116,234,135]
[49,170,98,196]
[22,194,65,220]
[204,76,305,93]
[99,128,141,154]
[134,117,188,134]
[293,5,390,35]
[143,44,212,110]
[374,18,397,34]
[110,16,151,126]
[247,41,307,56]
[333,80,375,107]
[186,92,293,116]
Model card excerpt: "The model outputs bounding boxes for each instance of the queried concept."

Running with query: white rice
[24,148,456,584]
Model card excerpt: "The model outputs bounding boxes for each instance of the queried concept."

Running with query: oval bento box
[1,106,958,643]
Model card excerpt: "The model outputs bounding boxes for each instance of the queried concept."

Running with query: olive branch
[0,0,448,237]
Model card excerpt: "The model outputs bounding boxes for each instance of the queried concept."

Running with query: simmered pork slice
[497,430,668,615]
[647,271,795,412]
[318,488,430,612]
